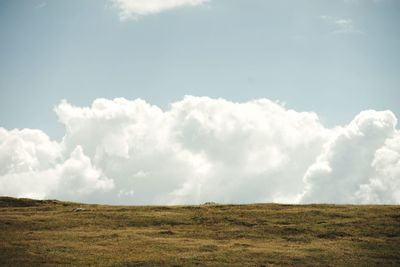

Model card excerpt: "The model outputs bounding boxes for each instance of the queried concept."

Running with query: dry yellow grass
[0,196,399,266]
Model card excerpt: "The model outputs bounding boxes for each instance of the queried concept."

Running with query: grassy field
[0,197,399,266]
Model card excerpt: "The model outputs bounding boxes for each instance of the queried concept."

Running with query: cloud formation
[302,110,399,203]
[0,97,399,204]
[111,0,209,20]
[0,128,113,200]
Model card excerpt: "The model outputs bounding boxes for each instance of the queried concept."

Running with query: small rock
[73,208,87,212]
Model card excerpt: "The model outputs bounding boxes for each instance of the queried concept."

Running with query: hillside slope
[0,197,399,266]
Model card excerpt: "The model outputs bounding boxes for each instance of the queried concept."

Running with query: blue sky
[1,0,399,140]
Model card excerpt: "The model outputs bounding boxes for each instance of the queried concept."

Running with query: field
[0,197,399,266]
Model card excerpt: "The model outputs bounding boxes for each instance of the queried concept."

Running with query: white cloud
[301,110,399,203]
[319,15,364,34]
[334,19,355,32]
[110,0,209,20]
[0,128,113,201]
[0,97,399,204]
[355,133,400,203]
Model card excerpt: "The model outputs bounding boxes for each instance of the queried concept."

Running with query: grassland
[0,197,399,266]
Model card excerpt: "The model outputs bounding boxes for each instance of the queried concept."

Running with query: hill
[0,196,399,266]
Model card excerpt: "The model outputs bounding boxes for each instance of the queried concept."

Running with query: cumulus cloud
[0,128,113,201]
[301,110,399,203]
[0,96,399,204]
[110,0,209,20]
[356,133,400,203]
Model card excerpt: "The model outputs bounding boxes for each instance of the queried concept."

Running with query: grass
[0,197,399,266]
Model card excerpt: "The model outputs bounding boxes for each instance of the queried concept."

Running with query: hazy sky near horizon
[1,0,400,205]
[1,0,399,139]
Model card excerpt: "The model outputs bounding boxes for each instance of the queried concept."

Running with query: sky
[1,0,399,139]
[0,0,399,205]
